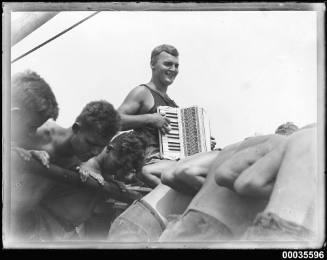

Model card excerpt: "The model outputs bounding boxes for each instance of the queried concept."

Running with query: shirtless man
[107,123,317,244]
[159,125,317,243]
[32,100,120,170]
[78,131,148,186]
[11,70,59,166]
[14,100,120,241]
[10,70,59,240]
[242,127,318,243]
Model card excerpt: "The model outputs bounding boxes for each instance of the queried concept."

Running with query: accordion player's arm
[118,86,168,131]
[117,86,152,130]
[118,113,156,131]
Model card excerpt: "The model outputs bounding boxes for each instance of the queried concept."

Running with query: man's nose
[169,65,178,73]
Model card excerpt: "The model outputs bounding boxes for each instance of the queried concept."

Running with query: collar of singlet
[141,84,178,107]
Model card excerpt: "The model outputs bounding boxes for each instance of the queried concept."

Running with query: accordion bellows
[158,106,211,160]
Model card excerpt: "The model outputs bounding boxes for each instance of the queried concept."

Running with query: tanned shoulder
[131,85,152,102]
[34,120,64,152]
[132,85,154,112]
[34,120,68,162]
[118,85,154,114]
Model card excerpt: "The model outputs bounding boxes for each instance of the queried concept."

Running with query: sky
[11,11,318,148]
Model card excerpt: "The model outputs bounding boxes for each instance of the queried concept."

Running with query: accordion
[158,106,211,160]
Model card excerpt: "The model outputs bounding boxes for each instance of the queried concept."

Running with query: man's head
[71,100,121,161]
[11,70,59,144]
[150,44,179,87]
[275,122,299,136]
[102,131,148,183]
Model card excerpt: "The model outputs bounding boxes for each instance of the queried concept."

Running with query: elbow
[233,178,252,196]
[117,112,132,130]
[138,167,159,188]
[233,176,266,197]
[214,166,235,189]
[118,115,128,130]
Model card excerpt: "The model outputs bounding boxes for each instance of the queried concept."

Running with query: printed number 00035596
[282,251,325,259]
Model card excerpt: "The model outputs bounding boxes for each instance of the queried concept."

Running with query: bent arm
[80,148,107,173]
[233,145,285,198]
[118,86,154,130]
[138,169,162,188]
[119,113,154,131]
[11,151,142,203]
[214,135,287,191]
[161,151,220,194]
[232,136,288,198]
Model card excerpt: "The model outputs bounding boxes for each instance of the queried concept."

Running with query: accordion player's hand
[151,113,171,134]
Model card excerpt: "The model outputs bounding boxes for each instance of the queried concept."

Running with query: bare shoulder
[128,85,152,100]
[118,85,153,113]
[36,120,61,143]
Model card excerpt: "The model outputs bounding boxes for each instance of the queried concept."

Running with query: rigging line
[11,11,101,64]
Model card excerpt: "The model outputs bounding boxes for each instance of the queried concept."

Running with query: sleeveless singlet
[134,84,178,146]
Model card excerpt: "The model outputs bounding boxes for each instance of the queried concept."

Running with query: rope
[11,11,101,64]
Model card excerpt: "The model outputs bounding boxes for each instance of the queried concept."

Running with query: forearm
[82,156,103,173]
[233,136,288,198]
[161,151,218,193]
[170,151,220,181]
[12,152,141,203]
[233,177,275,198]
[119,113,154,131]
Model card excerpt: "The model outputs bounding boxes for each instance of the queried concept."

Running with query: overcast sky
[11,11,317,147]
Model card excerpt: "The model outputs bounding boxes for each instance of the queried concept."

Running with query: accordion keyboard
[158,106,211,160]
[158,107,184,160]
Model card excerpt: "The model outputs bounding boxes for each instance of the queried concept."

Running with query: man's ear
[150,60,155,70]
[72,122,81,133]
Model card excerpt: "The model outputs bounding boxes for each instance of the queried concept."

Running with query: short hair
[106,131,148,180]
[150,44,179,65]
[275,122,299,136]
[75,100,121,140]
[11,70,59,120]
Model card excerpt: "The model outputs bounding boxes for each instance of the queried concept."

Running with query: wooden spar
[11,12,59,47]
[11,11,100,63]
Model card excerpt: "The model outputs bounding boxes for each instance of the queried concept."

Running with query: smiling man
[117,44,180,187]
